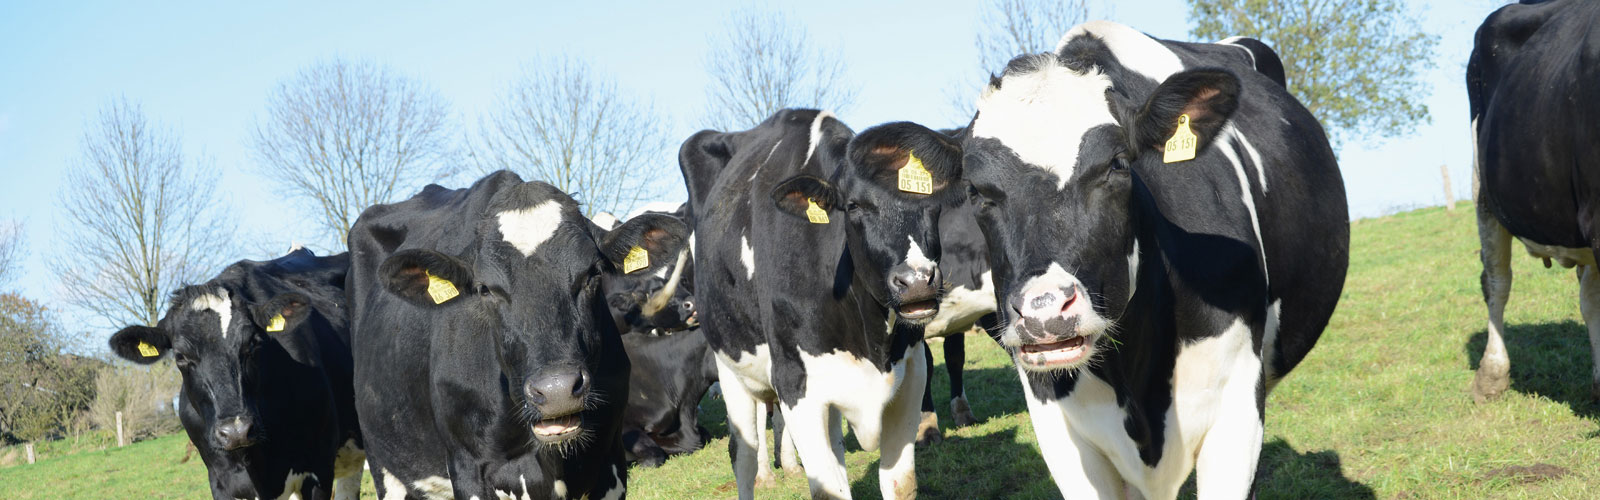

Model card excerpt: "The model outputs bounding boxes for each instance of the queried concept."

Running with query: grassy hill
[3,205,1595,499]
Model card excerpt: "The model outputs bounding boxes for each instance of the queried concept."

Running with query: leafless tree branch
[702,8,859,130]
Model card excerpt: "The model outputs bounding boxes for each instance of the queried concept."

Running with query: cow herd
[100,8,1600,500]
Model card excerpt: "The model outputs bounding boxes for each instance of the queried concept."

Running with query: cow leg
[946,330,977,427]
[624,428,668,468]
[716,361,763,500]
[916,345,942,446]
[755,402,776,487]
[1193,361,1265,499]
[878,341,928,500]
[773,407,801,474]
[1473,211,1515,403]
[782,400,851,499]
[1579,264,1600,400]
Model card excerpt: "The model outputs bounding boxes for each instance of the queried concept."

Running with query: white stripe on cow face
[904,236,934,274]
[740,235,755,281]
[803,111,836,166]
[1058,21,1184,81]
[971,60,1116,190]
[497,200,564,257]
[191,288,232,338]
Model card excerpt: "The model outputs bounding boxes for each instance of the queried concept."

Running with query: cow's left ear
[847,122,963,196]
[1131,68,1240,158]
[252,293,312,334]
[379,249,475,308]
[109,326,171,364]
[601,213,689,275]
[771,175,841,219]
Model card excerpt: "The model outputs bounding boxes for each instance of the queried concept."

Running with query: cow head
[771,121,964,325]
[377,181,687,451]
[109,279,322,452]
[961,25,1240,373]
[604,250,698,335]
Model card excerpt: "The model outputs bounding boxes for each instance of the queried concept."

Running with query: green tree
[1188,0,1438,146]
[0,294,99,443]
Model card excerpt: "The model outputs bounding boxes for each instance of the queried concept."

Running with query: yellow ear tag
[265,314,286,333]
[137,341,159,358]
[623,246,650,274]
[897,152,934,195]
[1163,114,1197,164]
[805,199,829,224]
[425,271,459,304]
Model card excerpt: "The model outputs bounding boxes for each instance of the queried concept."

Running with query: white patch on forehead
[740,235,756,281]
[191,288,233,338]
[803,111,836,166]
[590,212,618,230]
[904,236,935,271]
[972,63,1116,189]
[1059,20,1185,81]
[497,200,565,257]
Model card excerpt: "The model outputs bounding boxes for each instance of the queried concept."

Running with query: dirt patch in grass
[1481,463,1570,484]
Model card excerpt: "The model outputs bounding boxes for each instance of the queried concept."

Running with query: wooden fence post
[116,411,125,447]
[25,443,34,464]
[1441,165,1456,212]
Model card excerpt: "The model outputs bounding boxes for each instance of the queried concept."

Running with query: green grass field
[2,205,1596,499]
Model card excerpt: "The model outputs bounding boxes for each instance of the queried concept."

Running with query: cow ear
[379,249,474,308]
[253,293,312,334]
[109,326,171,364]
[601,213,689,275]
[847,122,963,195]
[771,175,842,219]
[1131,68,1240,158]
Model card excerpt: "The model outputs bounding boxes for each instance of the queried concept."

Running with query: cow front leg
[1192,369,1265,499]
[716,360,764,500]
[946,329,977,427]
[916,344,941,446]
[1473,206,1514,402]
[781,400,851,499]
[1579,264,1600,400]
[878,341,927,500]
[773,406,801,475]
[754,401,777,487]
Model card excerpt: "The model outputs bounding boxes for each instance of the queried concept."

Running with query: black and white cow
[619,328,719,467]
[680,109,965,499]
[1468,0,1600,403]
[109,249,363,500]
[602,203,699,337]
[915,21,1348,498]
[347,171,687,500]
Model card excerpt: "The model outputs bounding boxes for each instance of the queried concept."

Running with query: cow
[346,171,688,500]
[602,203,699,337]
[913,21,1349,498]
[1467,0,1600,403]
[109,248,363,500]
[679,108,966,499]
[619,328,719,467]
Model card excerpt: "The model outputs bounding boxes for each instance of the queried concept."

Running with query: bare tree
[470,57,670,217]
[51,99,231,330]
[0,221,21,289]
[947,0,1092,121]
[702,8,858,130]
[251,58,455,246]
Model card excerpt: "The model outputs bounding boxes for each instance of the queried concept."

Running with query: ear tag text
[805,199,829,224]
[1163,114,1197,164]
[137,341,159,358]
[425,271,459,304]
[897,152,934,195]
[265,314,286,332]
[623,245,650,274]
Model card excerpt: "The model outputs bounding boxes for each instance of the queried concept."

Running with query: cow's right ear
[600,213,689,275]
[1131,68,1240,159]
[379,249,474,308]
[109,326,171,364]
[771,175,842,220]
[847,122,964,195]
[252,293,313,334]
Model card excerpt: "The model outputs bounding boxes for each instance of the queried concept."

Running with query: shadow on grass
[856,427,1059,499]
[1464,321,1599,420]
[1251,438,1377,499]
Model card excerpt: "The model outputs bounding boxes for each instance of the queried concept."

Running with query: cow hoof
[1470,366,1509,404]
[950,397,978,427]
[755,471,777,488]
[916,411,942,446]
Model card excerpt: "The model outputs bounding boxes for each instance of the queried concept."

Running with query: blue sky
[0,1,1505,338]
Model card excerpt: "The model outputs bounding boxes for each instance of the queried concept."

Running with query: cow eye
[476,283,492,297]
[1110,152,1131,172]
[846,201,860,212]
[173,352,193,367]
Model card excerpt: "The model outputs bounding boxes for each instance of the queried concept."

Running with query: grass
[2,205,1596,499]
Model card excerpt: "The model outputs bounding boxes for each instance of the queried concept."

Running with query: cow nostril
[570,372,587,397]
[1061,287,1078,312]
[525,382,547,405]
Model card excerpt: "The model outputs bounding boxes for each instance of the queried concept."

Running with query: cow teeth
[532,415,581,436]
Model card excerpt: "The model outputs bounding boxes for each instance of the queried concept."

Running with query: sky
[0,1,1508,341]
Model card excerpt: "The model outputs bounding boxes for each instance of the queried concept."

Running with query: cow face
[604,250,698,335]
[962,43,1240,372]
[378,181,687,451]
[771,122,963,325]
[109,286,319,452]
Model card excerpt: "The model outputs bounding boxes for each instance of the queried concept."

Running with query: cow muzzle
[1007,274,1111,371]
[524,369,589,444]
[889,264,941,323]
[212,416,255,451]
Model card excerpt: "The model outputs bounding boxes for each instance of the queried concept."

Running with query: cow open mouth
[1018,335,1092,369]
[897,299,938,320]
[531,414,582,442]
